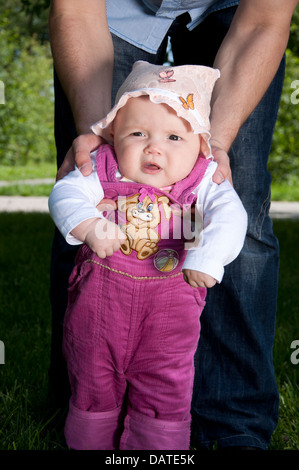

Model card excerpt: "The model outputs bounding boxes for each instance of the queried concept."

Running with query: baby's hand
[182,269,217,288]
[85,219,127,258]
[72,218,126,259]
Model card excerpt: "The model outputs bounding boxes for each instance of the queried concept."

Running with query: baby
[49,61,247,450]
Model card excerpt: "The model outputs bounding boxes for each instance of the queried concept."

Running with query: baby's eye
[147,203,154,212]
[132,131,144,137]
[169,134,181,141]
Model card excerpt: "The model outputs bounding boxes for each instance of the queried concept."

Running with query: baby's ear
[109,122,115,140]
[96,126,113,145]
[199,136,210,158]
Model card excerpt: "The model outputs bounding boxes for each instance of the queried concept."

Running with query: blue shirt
[107,0,239,54]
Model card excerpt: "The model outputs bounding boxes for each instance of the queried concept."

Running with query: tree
[0,3,54,166]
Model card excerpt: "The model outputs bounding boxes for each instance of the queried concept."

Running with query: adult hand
[210,145,233,185]
[56,133,104,181]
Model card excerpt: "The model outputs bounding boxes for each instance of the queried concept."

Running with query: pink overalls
[63,144,209,450]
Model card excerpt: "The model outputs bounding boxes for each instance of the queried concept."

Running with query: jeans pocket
[158,282,206,355]
[64,261,103,344]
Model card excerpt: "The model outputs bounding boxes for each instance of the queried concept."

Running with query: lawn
[0,212,298,450]
[0,162,299,201]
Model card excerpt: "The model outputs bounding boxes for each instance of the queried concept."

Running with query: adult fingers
[56,133,104,181]
[73,134,104,176]
[211,146,233,185]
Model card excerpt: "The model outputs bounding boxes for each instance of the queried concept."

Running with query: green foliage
[0,5,55,169]
[268,48,299,185]
[6,0,50,41]
[21,0,50,16]
[287,7,299,57]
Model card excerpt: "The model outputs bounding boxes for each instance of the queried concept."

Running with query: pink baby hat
[91,60,220,155]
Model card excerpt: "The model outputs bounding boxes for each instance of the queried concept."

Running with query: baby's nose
[144,140,162,155]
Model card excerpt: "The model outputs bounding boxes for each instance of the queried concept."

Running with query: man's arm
[210,0,298,182]
[49,0,113,135]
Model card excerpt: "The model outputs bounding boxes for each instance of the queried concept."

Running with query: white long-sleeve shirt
[49,150,247,283]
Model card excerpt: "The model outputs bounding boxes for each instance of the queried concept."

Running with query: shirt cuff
[182,250,224,283]
[64,211,105,245]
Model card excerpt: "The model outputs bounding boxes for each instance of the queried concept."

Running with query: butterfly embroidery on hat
[158,70,176,83]
[179,93,194,110]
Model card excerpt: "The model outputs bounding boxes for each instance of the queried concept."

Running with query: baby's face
[111,96,201,188]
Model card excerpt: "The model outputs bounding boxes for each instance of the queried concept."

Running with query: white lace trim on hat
[138,87,207,129]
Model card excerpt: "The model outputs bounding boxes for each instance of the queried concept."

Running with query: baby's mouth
[142,162,162,174]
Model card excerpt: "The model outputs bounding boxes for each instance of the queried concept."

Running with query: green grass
[270,219,299,450]
[0,163,56,181]
[2,182,298,200]
[0,213,65,449]
[0,162,56,197]
[0,213,298,450]
[0,168,299,201]
[271,182,299,201]
[0,162,55,197]
[0,184,54,197]
[0,160,299,201]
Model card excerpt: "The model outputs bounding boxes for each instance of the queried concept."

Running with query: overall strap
[96,144,119,183]
[169,153,210,206]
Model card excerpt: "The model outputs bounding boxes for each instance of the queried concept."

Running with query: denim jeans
[50,6,285,449]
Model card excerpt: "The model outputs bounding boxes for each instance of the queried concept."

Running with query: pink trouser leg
[64,399,123,450]
[119,408,191,450]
